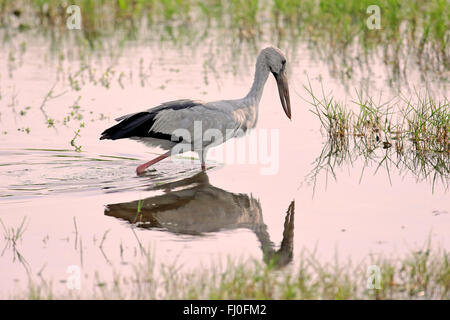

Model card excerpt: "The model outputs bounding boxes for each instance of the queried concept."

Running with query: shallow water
[0,33,448,296]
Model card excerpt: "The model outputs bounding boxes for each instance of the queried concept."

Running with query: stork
[100,46,291,175]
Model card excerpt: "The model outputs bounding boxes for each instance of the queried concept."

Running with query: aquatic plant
[305,82,449,192]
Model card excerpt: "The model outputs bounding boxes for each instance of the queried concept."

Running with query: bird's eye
[282,59,286,65]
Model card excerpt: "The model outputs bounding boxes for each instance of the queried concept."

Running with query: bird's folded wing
[101,99,235,143]
[150,105,235,144]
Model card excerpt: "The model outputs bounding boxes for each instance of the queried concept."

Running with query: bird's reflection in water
[105,172,294,268]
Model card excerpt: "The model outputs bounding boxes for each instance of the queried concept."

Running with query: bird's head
[261,46,291,120]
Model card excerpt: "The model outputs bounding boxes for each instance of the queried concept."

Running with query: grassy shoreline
[1,0,448,77]
[4,216,449,300]
[4,244,450,300]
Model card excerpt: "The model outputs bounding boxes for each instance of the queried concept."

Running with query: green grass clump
[404,93,449,155]
[306,82,449,154]
[305,83,449,190]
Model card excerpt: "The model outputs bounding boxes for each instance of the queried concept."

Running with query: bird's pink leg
[200,150,206,171]
[136,151,171,175]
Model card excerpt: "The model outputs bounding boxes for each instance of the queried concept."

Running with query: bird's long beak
[274,71,291,119]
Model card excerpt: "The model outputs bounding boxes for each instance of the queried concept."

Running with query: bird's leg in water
[200,149,207,171]
[136,151,171,175]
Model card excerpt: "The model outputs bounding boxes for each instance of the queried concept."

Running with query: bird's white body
[143,98,258,149]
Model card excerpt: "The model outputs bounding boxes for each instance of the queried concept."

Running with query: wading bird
[100,46,291,175]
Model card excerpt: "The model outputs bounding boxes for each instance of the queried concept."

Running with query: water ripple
[0,148,209,201]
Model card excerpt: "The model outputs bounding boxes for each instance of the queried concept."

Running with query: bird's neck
[244,54,269,105]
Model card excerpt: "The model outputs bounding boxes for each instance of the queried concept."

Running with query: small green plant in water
[70,129,82,152]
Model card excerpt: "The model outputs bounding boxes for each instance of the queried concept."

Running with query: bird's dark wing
[99,99,203,141]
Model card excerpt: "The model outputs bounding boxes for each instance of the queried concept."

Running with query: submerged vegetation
[0,217,30,274]
[305,82,449,191]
